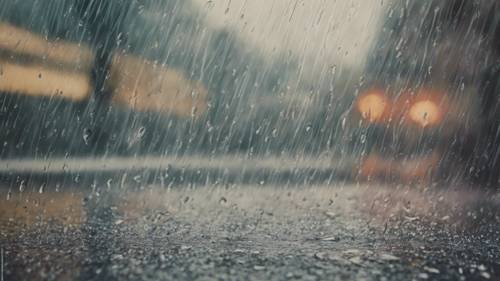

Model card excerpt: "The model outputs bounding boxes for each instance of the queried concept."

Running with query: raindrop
[6,189,11,200]
[378,253,399,261]
[207,121,214,132]
[305,124,313,133]
[133,175,142,183]
[38,184,45,194]
[481,272,491,279]
[137,127,146,138]
[83,128,92,145]
[320,236,339,241]
[191,106,198,117]
[360,134,366,144]
[423,266,440,274]
[418,273,429,279]
[19,180,25,193]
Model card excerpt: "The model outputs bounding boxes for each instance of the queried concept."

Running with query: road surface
[0,171,499,280]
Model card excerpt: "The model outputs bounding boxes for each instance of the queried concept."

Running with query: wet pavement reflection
[1,182,499,280]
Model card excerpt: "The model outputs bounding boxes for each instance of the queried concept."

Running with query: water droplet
[83,128,92,145]
[133,175,142,183]
[418,273,429,279]
[481,272,491,279]
[206,121,214,133]
[360,134,366,144]
[19,180,25,193]
[39,184,45,194]
[423,266,440,274]
[137,127,146,138]
[378,253,399,261]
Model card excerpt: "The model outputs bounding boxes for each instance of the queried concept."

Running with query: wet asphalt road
[1,182,500,281]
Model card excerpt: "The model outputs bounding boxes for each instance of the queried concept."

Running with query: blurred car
[0,0,292,159]
[351,0,500,186]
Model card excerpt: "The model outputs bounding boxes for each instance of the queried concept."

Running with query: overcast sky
[192,0,387,71]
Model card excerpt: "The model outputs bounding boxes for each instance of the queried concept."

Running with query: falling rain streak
[0,0,499,280]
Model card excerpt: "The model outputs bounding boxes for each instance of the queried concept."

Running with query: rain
[0,0,499,280]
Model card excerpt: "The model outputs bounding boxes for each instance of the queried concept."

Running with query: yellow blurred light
[357,92,387,122]
[408,100,441,127]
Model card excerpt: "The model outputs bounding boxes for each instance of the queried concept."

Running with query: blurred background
[0,0,387,160]
[1,1,500,280]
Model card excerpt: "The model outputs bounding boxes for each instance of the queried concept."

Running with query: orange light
[357,90,387,122]
[408,100,441,127]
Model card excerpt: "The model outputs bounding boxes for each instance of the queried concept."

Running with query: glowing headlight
[408,100,441,127]
[357,90,388,122]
